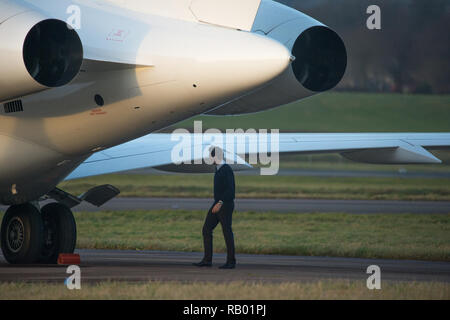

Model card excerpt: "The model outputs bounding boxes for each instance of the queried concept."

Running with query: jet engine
[207,0,347,115]
[0,2,83,102]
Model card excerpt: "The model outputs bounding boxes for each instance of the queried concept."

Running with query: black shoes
[193,260,212,267]
[219,263,236,269]
[193,261,236,269]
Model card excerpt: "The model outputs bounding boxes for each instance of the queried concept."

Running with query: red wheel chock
[57,254,81,265]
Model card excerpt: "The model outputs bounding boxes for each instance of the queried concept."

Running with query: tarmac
[1,249,449,284]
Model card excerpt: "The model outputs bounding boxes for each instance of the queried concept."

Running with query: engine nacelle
[208,0,347,115]
[0,3,83,102]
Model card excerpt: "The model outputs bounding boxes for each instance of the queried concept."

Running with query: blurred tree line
[278,0,450,94]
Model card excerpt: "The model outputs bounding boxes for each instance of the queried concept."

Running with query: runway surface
[1,250,449,284]
[2,198,449,214]
[70,198,450,214]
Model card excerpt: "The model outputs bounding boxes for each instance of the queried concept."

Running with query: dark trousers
[202,201,236,264]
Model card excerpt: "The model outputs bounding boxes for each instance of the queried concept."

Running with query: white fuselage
[0,0,291,204]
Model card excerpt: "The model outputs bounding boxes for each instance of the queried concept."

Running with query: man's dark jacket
[214,164,235,203]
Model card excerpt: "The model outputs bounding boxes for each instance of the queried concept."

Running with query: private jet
[1,0,449,264]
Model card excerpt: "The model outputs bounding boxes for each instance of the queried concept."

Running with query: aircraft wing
[65,132,450,180]
[65,134,252,180]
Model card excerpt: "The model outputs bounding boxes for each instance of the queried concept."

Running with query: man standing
[193,147,236,269]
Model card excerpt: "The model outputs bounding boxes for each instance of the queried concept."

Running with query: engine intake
[292,26,347,92]
[0,8,83,103]
[206,0,348,115]
[23,19,83,88]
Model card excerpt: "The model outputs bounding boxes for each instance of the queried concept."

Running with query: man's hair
[210,147,223,160]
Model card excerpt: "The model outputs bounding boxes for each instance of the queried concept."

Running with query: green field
[1,210,448,261]
[170,93,450,132]
[42,211,450,262]
[1,281,448,300]
[59,174,450,201]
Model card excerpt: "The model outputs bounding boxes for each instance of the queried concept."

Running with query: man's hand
[212,202,223,214]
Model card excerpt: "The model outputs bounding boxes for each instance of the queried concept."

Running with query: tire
[1,203,43,264]
[39,203,77,264]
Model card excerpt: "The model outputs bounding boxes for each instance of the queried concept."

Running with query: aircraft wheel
[1,203,43,264]
[39,203,77,264]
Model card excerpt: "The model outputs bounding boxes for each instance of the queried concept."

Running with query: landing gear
[1,202,76,264]
[40,203,77,264]
[1,203,43,264]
